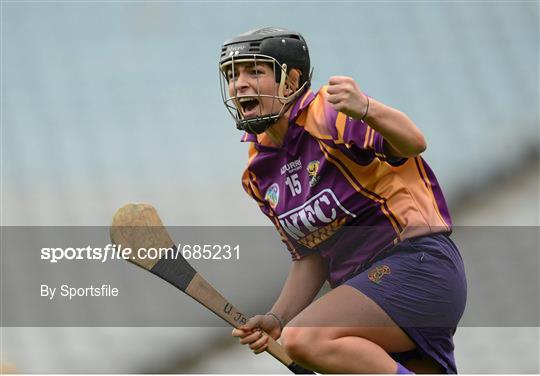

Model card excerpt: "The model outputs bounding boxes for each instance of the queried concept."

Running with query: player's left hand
[326,76,369,119]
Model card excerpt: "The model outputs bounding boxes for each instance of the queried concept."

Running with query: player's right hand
[231,314,282,354]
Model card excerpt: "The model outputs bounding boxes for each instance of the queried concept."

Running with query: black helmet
[219,27,312,134]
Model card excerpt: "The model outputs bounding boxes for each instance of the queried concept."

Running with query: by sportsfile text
[41,284,118,300]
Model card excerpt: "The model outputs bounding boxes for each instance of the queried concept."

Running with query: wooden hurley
[110,203,313,374]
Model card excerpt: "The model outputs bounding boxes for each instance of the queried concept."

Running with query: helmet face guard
[219,28,312,134]
[219,55,308,134]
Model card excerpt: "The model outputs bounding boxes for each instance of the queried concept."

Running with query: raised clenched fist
[326,76,369,120]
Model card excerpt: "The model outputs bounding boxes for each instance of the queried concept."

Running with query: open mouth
[238,97,260,117]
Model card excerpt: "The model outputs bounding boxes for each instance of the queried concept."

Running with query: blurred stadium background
[1,1,538,374]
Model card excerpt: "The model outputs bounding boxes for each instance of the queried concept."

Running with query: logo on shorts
[265,183,279,209]
[368,265,391,284]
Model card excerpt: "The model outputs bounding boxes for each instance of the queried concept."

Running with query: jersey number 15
[285,173,302,196]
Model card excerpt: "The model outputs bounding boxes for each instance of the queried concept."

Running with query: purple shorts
[344,233,467,374]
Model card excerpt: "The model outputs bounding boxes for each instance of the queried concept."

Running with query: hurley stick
[110,203,313,374]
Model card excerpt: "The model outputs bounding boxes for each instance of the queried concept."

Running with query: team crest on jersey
[368,265,391,284]
[307,160,321,187]
[265,183,280,209]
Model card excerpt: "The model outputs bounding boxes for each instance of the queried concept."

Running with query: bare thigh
[287,284,416,353]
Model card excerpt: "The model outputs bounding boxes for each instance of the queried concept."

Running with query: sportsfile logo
[278,189,356,241]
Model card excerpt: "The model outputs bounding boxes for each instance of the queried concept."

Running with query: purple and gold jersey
[241,87,452,287]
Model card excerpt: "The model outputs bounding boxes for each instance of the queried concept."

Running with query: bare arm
[364,98,426,158]
[326,76,427,158]
[232,252,327,353]
[270,252,328,325]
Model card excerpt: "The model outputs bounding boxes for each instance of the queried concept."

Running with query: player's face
[226,62,282,119]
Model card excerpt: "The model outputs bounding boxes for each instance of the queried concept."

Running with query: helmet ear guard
[219,27,312,134]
